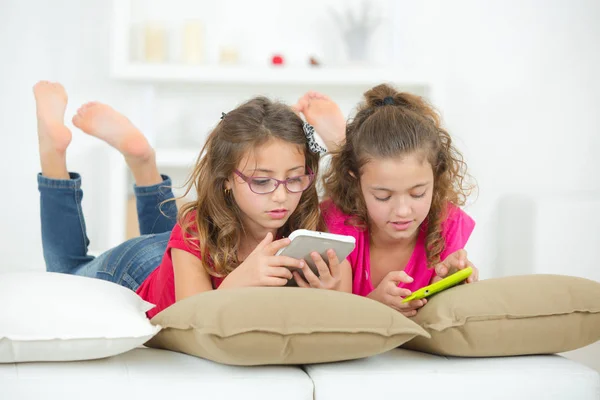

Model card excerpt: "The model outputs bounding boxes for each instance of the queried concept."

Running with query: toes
[48,82,62,91]
[77,102,97,116]
[33,80,50,93]
[299,92,312,104]
[307,91,326,100]
[72,113,89,130]
[72,114,82,128]
[81,102,96,110]
[33,81,67,99]
[294,97,309,114]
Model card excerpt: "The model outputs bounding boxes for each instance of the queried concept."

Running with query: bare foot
[72,102,152,161]
[33,81,71,179]
[34,81,71,153]
[72,102,162,186]
[293,91,346,151]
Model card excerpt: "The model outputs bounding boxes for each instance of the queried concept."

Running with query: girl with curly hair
[293,84,478,317]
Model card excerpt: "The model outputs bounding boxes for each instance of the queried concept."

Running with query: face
[226,138,308,236]
[360,152,434,243]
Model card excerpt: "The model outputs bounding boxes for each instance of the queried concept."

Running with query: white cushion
[304,348,600,400]
[0,347,314,400]
[0,271,160,362]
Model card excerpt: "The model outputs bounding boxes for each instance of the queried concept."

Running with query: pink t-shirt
[321,200,475,297]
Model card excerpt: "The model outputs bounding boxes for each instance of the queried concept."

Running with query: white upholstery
[304,348,600,400]
[3,347,599,399]
[1,347,313,400]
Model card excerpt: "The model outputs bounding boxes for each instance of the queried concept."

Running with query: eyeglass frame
[233,167,315,194]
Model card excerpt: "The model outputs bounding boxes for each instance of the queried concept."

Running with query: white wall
[389,0,600,371]
[391,0,600,279]
[0,0,138,268]
[0,0,598,370]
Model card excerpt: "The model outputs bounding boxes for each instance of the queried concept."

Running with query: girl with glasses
[33,81,351,319]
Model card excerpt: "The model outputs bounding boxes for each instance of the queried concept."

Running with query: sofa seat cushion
[304,348,600,400]
[0,347,313,400]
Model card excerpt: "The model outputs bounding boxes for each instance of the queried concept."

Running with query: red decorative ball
[271,54,284,65]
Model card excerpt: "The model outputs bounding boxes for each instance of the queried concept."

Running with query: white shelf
[111,64,429,87]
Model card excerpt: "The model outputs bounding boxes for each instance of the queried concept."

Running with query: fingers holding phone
[385,280,428,317]
[367,271,428,317]
[276,230,356,291]
[293,249,342,290]
[220,233,303,289]
[433,249,479,284]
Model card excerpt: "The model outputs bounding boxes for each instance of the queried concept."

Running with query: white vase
[344,28,371,63]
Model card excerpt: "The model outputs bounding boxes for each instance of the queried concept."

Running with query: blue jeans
[38,172,177,291]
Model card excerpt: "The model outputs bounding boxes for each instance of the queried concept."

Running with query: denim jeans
[38,172,177,291]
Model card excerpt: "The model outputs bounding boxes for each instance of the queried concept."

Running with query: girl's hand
[431,249,479,284]
[367,271,427,317]
[292,249,343,291]
[219,232,305,289]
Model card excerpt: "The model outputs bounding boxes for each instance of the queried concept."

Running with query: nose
[271,181,288,203]
[394,197,411,218]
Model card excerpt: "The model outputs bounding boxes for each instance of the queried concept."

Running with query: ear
[224,178,232,190]
[348,170,357,179]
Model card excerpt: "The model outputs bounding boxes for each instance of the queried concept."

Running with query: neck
[369,222,418,250]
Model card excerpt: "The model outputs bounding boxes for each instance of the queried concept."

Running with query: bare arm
[339,259,353,293]
[172,248,214,301]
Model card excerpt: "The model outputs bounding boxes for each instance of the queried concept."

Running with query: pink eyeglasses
[234,167,314,194]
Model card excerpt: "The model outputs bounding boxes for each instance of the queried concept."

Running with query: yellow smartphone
[401,266,473,303]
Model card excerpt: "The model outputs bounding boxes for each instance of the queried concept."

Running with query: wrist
[367,289,380,302]
[219,271,241,289]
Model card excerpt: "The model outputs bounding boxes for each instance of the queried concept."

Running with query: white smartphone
[276,229,356,286]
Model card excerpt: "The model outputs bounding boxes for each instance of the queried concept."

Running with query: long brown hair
[323,84,474,267]
[178,97,325,277]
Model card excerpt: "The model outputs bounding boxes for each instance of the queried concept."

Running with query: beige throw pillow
[402,274,600,356]
[146,287,429,365]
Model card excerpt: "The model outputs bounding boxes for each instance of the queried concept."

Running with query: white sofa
[4,194,600,399]
[2,347,599,400]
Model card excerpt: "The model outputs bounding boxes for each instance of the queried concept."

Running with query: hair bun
[383,96,395,106]
[363,84,400,108]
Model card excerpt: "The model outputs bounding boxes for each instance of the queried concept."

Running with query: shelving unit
[111,64,430,87]
[101,0,441,251]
